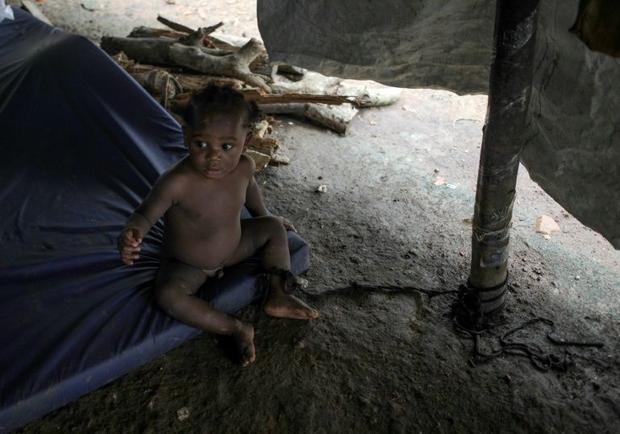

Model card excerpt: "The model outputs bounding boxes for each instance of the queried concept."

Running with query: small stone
[535,215,561,236]
[316,184,327,193]
[177,407,190,421]
[575,275,581,281]
[433,176,446,186]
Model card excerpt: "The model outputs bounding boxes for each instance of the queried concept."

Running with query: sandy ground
[15,1,620,433]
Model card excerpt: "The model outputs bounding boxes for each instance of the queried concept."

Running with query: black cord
[294,279,606,373]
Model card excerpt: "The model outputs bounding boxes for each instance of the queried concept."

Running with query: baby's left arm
[245,176,269,218]
[243,156,296,232]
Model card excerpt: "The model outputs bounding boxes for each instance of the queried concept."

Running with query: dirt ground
[16,1,620,433]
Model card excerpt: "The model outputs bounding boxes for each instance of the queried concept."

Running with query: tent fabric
[258,0,620,248]
[0,9,309,432]
[258,0,495,94]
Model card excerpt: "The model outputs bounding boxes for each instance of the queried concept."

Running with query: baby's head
[181,84,260,179]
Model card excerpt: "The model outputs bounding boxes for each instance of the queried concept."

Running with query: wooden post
[467,0,540,314]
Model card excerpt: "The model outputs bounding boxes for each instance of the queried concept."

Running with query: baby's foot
[264,293,319,320]
[232,322,256,367]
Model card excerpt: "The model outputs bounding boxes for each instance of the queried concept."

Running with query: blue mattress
[0,9,309,432]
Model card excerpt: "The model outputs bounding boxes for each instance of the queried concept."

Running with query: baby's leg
[224,216,319,320]
[154,260,255,366]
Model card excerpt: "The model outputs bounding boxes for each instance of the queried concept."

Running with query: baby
[118,85,318,366]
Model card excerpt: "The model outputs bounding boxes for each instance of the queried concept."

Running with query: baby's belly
[163,225,241,269]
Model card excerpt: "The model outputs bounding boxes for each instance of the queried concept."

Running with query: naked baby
[117,85,318,367]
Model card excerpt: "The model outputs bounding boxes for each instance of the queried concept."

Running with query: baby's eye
[222,143,234,151]
[194,141,208,149]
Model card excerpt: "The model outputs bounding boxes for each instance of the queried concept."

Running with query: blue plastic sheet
[0,10,309,431]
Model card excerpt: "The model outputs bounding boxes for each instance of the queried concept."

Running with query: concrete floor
[13,1,620,432]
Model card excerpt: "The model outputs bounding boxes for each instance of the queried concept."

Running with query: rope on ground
[300,280,459,300]
[456,317,604,371]
[294,278,605,372]
[451,283,605,372]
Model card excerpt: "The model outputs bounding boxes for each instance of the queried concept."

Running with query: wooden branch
[260,103,358,135]
[111,51,135,70]
[174,74,244,91]
[168,39,270,91]
[156,15,194,34]
[253,120,270,138]
[247,136,278,155]
[128,26,187,40]
[155,15,224,48]
[199,22,225,36]
[101,37,183,65]
[111,55,182,108]
[244,136,290,171]
[101,36,268,89]
[244,90,355,106]
[244,126,280,172]
[178,23,224,47]
[132,70,182,109]
[271,70,401,108]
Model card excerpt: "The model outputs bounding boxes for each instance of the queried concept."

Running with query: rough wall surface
[522,0,620,248]
[258,0,495,94]
[257,0,620,248]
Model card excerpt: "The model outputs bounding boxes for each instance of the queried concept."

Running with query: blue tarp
[0,9,309,431]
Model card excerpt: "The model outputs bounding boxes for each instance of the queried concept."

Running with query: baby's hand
[118,227,142,265]
[278,216,297,233]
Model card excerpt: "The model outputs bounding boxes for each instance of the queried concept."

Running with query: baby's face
[185,112,249,179]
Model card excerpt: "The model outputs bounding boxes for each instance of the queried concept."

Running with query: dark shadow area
[570,0,620,57]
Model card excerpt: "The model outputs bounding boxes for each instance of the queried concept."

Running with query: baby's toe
[241,347,256,367]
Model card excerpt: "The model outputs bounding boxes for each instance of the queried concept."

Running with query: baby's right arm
[118,172,180,265]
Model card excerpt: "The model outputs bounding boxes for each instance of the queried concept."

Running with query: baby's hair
[182,84,261,130]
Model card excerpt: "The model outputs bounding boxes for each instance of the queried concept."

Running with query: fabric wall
[258,0,620,248]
